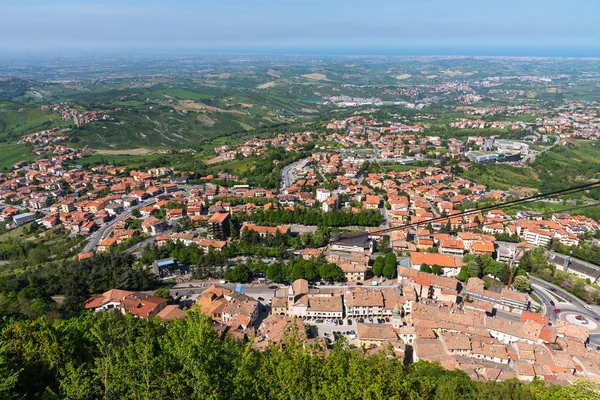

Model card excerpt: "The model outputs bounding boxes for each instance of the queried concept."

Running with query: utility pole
[563,250,572,272]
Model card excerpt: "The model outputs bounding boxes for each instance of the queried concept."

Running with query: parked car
[384,317,390,322]
[549,300,555,306]
[338,320,344,326]
[316,319,324,324]
[584,305,593,311]
[258,297,264,301]
[333,320,338,326]
[268,285,278,289]
[552,308,561,314]
[347,319,352,325]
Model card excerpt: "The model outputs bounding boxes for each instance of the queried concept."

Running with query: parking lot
[304,316,392,346]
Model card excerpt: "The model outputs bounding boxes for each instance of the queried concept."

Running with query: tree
[383,253,397,279]
[131,208,141,218]
[266,262,287,283]
[420,263,432,273]
[153,288,173,303]
[373,256,385,277]
[224,264,251,283]
[457,266,469,282]
[318,263,344,282]
[512,275,531,292]
[432,264,443,275]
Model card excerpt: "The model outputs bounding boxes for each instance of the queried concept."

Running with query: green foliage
[224,264,252,283]
[383,252,397,279]
[512,275,531,292]
[153,288,173,302]
[552,241,600,267]
[457,266,469,282]
[373,256,384,277]
[249,208,383,227]
[420,263,432,273]
[241,147,307,189]
[0,143,32,171]
[0,309,587,399]
[0,250,158,320]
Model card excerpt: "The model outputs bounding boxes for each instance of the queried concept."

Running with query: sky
[1,0,599,56]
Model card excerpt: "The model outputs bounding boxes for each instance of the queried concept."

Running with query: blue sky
[1,0,599,55]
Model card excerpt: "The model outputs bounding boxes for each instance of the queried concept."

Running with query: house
[156,305,186,320]
[141,217,166,235]
[84,290,167,319]
[166,208,185,222]
[330,233,373,254]
[84,289,134,312]
[472,241,495,256]
[322,195,339,212]
[409,252,463,277]
[120,292,168,318]
[316,188,331,203]
[364,195,380,210]
[438,237,464,256]
[357,323,398,347]
[242,223,289,237]
[464,277,528,313]
[195,284,259,329]
[208,212,231,239]
[274,279,344,320]
[344,290,384,318]
[340,262,368,282]
[12,212,36,226]
[98,237,118,252]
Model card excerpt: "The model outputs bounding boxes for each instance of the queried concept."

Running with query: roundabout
[560,312,600,332]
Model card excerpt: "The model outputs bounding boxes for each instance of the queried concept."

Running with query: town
[2,106,600,386]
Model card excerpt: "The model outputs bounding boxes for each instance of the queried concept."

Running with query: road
[530,276,600,346]
[280,158,309,191]
[82,198,157,253]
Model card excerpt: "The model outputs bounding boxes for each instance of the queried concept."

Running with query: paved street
[531,276,600,346]
[280,158,309,191]
[83,198,157,252]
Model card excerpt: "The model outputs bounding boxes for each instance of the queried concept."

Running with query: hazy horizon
[1,0,598,59]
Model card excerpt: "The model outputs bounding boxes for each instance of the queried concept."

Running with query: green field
[460,141,600,193]
[72,153,164,168]
[148,89,213,101]
[459,163,540,190]
[0,105,65,141]
[0,143,32,170]
[208,158,254,174]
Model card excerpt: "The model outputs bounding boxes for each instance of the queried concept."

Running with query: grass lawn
[208,158,254,174]
[0,143,32,170]
[0,223,30,242]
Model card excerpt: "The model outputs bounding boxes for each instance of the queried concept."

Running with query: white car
[584,305,592,311]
